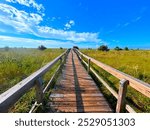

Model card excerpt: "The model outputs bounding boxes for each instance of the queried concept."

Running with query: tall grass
[0,48,65,112]
[81,49,150,112]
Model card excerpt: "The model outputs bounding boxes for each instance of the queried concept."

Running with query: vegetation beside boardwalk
[0,48,65,112]
[0,47,150,112]
[81,49,150,112]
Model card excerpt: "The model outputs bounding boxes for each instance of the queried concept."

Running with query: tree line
[98,45,129,51]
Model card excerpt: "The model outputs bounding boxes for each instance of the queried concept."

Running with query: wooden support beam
[60,57,63,67]
[116,79,129,113]
[88,59,91,73]
[35,77,43,104]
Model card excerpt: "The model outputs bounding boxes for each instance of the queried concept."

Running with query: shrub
[124,47,129,51]
[38,45,47,50]
[114,46,122,51]
[4,46,9,51]
[98,45,109,51]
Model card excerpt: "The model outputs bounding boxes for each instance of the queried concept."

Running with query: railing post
[60,57,63,71]
[88,58,91,73]
[60,57,62,64]
[35,77,43,104]
[116,79,129,113]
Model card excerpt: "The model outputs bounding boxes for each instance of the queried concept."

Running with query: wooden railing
[74,49,150,113]
[0,49,70,112]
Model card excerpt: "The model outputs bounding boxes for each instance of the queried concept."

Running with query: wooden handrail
[80,56,135,113]
[75,49,150,113]
[0,49,69,112]
[76,49,150,98]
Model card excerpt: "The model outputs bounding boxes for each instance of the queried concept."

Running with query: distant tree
[4,46,9,51]
[38,45,47,50]
[114,46,122,51]
[73,46,79,49]
[60,47,63,49]
[98,45,109,51]
[124,47,129,51]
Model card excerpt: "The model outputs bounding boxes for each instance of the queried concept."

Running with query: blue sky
[0,0,150,49]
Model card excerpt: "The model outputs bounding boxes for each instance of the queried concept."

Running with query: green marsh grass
[81,49,150,112]
[0,48,65,112]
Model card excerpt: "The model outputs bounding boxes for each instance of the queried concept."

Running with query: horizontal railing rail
[74,49,150,113]
[0,49,70,112]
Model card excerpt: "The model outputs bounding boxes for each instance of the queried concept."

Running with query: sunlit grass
[0,48,65,112]
[81,49,150,112]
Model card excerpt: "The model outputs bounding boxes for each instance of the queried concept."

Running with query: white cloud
[37,26,100,43]
[0,3,100,44]
[64,20,75,30]
[5,0,44,12]
[0,35,74,48]
[123,22,130,27]
[133,16,142,22]
[0,3,42,34]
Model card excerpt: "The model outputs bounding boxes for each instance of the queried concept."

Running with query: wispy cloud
[0,3,43,34]
[132,16,142,22]
[123,16,142,27]
[108,15,142,34]
[64,20,75,30]
[123,22,130,27]
[5,0,44,12]
[37,26,100,43]
[0,3,100,44]
[0,35,74,48]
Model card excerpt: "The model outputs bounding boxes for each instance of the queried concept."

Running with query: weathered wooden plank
[82,59,118,99]
[74,50,138,113]
[49,101,109,106]
[50,93,104,98]
[51,97,107,102]
[52,90,101,94]
[50,106,112,113]
[50,49,112,113]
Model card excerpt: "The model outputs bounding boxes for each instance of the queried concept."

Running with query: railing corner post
[116,79,129,113]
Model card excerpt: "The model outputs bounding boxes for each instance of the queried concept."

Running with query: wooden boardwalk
[1,48,149,113]
[49,49,112,113]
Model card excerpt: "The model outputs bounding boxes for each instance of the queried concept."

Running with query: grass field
[81,49,150,112]
[0,48,65,112]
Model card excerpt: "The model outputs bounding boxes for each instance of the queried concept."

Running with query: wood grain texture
[49,50,112,113]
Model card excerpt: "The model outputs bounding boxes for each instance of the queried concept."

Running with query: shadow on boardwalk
[48,49,112,113]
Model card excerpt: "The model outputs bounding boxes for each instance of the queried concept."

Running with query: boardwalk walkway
[48,49,112,113]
